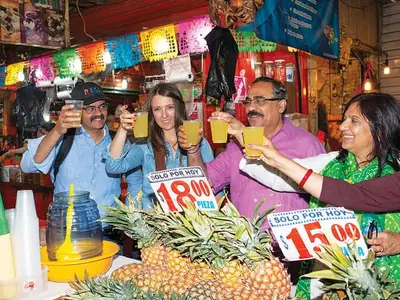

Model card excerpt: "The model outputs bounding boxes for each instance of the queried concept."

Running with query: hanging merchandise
[78,42,107,75]
[140,24,178,62]
[0,66,5,87]
[5,62,25,86]
[204,26,238,101]
[178,15,214,54]
[164,54,194,84]
[29,56,55,85]
[53,49,82,78]
[44,10,65,47]
[107,34,141,70]
[208,0,265,29]
[21,3,45,45]
[0,0,21,43]
[11,84,46,135]
[231,30,276,52]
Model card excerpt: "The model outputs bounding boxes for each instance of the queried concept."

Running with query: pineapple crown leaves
[251,199,278,229]
[303,243,400,300]
[65,275,189,300]
[100,196,159,249]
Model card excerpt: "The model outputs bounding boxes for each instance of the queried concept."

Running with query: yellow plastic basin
[41,240,120,282]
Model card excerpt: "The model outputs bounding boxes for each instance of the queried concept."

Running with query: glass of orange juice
[242,127,264,158]
[133,112,149,138]
[183,120,200,146]
[210,119,228,143]
[65,100,83,126]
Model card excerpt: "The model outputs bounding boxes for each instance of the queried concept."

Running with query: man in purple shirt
[179,77,325,219]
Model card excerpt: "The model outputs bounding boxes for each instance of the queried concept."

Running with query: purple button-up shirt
[206,119,325,219]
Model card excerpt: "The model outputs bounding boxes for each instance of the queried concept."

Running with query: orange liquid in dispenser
[55,201,81,261]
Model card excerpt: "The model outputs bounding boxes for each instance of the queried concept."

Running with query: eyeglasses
[83,103,108,114]
[242,96,284,107]
[367,220,378,239]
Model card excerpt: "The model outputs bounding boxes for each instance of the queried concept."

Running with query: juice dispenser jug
[46,191,103,261]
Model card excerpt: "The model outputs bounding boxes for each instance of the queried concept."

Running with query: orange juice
[243,127,264,158]
[183,121,200,146]
[133,112,149,138]
[65,100,83,126]
[210,120,228,143]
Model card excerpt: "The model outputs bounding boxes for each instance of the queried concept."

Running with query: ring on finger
[375,245,385,253]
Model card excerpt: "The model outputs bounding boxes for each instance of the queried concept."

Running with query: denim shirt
[104,138,214,209]
[20,126,143,217]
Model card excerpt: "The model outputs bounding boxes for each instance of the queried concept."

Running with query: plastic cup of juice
[65,100,83,126]
[242,127,264,158]
[183,120,200,146]
[133,112,149,138]
[210,119,228,143]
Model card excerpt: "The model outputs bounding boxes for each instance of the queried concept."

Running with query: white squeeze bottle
[13,190,42,293]
[0,193,17,299]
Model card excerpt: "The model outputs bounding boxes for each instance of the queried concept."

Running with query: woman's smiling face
[151,94,176,131]
[340,102,374,161]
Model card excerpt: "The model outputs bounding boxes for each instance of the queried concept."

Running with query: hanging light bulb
[383,53,390,75]
[121,79,128,89]
[383,65,390,75]
[364,79,372,91]
[18,71,25,82]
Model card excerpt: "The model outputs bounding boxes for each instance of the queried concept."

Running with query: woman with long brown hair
[105,83,214,209]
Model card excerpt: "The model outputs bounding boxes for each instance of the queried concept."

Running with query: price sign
[147,167,217,213]
[268,207,368,261]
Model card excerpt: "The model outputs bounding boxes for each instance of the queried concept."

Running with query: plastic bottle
[0,194,17,299]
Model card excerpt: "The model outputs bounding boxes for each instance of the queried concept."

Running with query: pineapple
[101,196,168,267]
[111,262,143,281]
[303,243,400,300]
[166,248,191,273]
[244,258,291,298]
[159,269,199,297]
[214,259,244,291]
[183,279,226,300]
[141,242,168,267]
[133,265,171,292]
[66,275,188,299]
[101,195,291,299]
[149,199,291,299]
[191,261,215,280]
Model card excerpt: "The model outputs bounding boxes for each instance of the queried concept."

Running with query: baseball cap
[70,82,111,105]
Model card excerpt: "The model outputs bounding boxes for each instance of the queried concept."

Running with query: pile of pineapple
[70,196,291,300]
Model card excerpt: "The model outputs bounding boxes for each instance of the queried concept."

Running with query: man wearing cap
[21,82,142,217]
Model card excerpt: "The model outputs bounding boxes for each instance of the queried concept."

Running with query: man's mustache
[247,110,264,118]
[90,114,105,122]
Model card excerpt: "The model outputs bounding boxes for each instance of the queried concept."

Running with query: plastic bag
[205,27,238,101]
[11,84,46,134]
